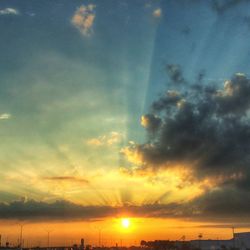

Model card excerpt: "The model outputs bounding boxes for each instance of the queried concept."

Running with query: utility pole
[232,227,235,248]
[198,233,203,249]
[19,223,25,249]
[44,228,53,249]
[92,225,105,247]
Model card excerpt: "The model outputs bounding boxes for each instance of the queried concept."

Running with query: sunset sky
[1,0,250,247]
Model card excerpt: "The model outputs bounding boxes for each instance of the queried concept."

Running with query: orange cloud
[71,4,96,36]
[87,131,123,146]
[120,142,145,166]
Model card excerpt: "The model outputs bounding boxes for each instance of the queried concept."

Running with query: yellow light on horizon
[121,218,130,229]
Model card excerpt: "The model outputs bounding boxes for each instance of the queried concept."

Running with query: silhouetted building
[234,232,250,249]
[80,239,84,250]
[140,240,177,250]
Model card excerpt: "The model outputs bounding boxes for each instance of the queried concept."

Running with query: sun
[121,218,130,228]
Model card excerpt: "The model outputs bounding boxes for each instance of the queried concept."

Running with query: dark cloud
[123,72,250,192]
[0,199,181,221]
[211,0,250,14]
[118,70,250,222]
[152,90,182,112]
[186,186,250,221]
[141,114,162,133]
[0,199,114,221]
[215,74,250,115]
[2,193,250,222]
[166,64,186,84]
[196,70,206,84]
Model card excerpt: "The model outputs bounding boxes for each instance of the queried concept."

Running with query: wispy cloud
[87,132,123,146]
[0,8,19,16]
[43,176,89,185]
[0,113,11,120]
[71,4,96,36]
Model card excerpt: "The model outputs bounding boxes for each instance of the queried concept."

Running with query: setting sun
[121,218,130,229]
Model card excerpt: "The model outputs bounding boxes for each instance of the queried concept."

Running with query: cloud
[2,196,250,222]
[166,64,186,84]
[71,4,96,36]
[0,198,187,221]
[87,132,123,146]
[0,8,19,15]
[153,8,162,18]
[152,90,182,111]
[120,142,145,166]
[0,113,11,120]
[43,176,89,185]
[211,0,249,14]
[215,73,250,115]
[87,138,103,146]
[183,186,250,221]
[122,72,250,218]
[141,114,162,133]
[0,199,114,221]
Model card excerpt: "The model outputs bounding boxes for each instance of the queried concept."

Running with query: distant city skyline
[1,227,250,249]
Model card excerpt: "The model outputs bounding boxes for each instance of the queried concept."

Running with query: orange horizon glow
[0,218,244,247]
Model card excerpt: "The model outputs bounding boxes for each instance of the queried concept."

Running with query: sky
[1,0,250,246]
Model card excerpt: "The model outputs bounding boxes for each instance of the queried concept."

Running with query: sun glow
[121,218,130,228]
